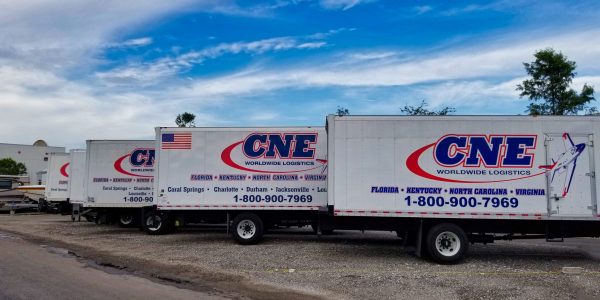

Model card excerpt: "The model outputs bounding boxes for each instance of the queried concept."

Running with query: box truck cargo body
[68,150,86,204]
[84,140,155,226]
[146,127,327,242]
[44,152,70,202]
[326,115,600,262]
[68,149,86,220]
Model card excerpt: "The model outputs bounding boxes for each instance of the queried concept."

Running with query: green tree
[517,48,595,115]
[336,106,350,116]
[175,112,196,127]
[0,158,27,175]
[400,100,455,115]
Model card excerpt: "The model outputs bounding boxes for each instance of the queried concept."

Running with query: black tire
[231,213,264,245]
[425,223,468,264]
[118,214,137,228]
[322,229,334,235]
[142,211,171,235]
[310,222,318,234]
[310,223,334,235]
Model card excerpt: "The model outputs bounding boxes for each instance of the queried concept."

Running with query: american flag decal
[162,133,192,150]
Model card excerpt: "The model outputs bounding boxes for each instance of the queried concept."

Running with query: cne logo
[242,133,317,159]
[114,148,155,178]
[60,163,70,178]
[129,149,155,167]
[407,134,545,183]
[433,134,536,168]
[222,132,326,174]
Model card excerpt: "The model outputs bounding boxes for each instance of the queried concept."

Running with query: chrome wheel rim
[237,220,256,239]
[120,215,133,225]
[146,215,162,232]
[435,231,460,257]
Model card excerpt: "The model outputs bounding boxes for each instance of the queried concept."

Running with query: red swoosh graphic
[114,154,153,178]
[60,163,70,178]
[406,143,545,183]
[221,141,326,174]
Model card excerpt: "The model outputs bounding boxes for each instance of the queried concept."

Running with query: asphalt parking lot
[2,213,600,299]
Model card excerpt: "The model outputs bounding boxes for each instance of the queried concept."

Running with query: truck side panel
[68,150,86,204]
[83,140,155,208]
[44,153,70,202]
[328,116,600,221]
[155,127,327,210]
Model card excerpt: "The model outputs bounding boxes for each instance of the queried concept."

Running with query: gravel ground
[2,213,600,300]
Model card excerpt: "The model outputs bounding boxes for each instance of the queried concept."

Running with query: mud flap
[140,206,152,230]
[415,219,424,258]
[226,212,230,236]
[71,204,81,222]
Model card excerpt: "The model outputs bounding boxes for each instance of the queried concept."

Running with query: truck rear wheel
[84,214,95,223]
[231,213,264,245]
[118,214,136,227]
[310,223,334,235]
[426,223,468,264]
[143,211,171,235]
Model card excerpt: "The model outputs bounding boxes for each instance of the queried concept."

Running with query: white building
[0,140,66,185]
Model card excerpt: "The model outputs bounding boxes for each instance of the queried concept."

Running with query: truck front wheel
[426,223,468,264]
[143,211,171,235]
[231,213,264,245]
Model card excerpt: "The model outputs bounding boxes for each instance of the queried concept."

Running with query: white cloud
[297,42,327,49]
[0,0,199,72]
[0,65,224,148]
[572,76,600,91]
[95,32,334,86]
[0,0,247,148]
[413,5,433,15]
[108,37,154,48]
[442,4,485,16]
[318,0,376,10]
[0,1,288,74]
[307,27,356,39]
[249,112,280,121]
[416,79,523,108]
[344,51,398,61]
[350,75,600,116]
[176,28,600,97]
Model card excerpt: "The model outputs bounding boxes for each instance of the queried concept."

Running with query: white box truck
[83,140,155,226]
[44,152,70,212]
[68,149,86,221]
[326,115,600,262]
[144,127,328,243]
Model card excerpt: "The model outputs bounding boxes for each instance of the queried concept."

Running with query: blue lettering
[502,137,535,166]
[243,135,268,158]
[292,134,317,158]
[265,134,294,158]
[435,136,467,166]
[130,149,155,167]
[243,133,317,159]
[465,136,503,166]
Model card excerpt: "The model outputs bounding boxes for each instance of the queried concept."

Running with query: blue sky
[1,0,600,148]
